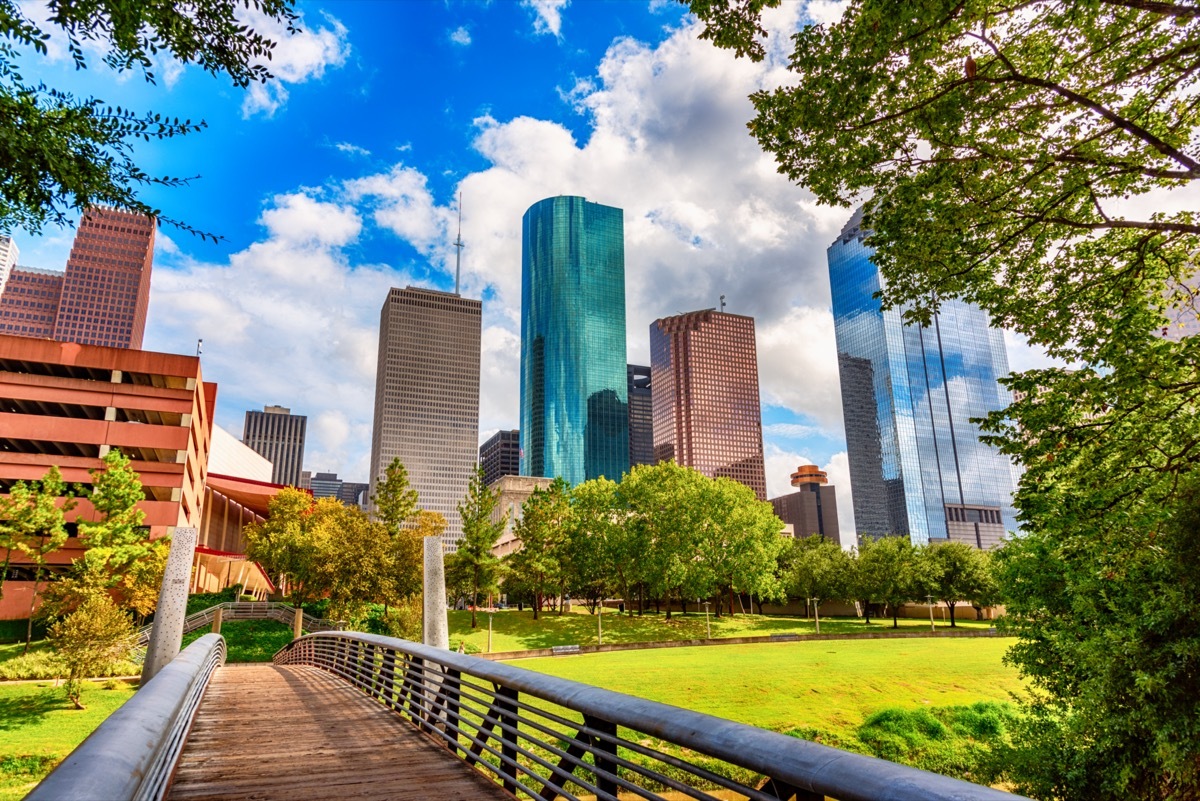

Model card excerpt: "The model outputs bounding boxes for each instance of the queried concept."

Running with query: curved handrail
[275,631,1027,801]
[28,634,226,801]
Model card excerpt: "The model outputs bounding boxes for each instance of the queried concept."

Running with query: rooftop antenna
[719,294,726,313]
[453,192,464,296]
[196,338,203,357]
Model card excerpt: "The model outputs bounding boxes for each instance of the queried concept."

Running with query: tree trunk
[861,599,871,625]
[680,597,688,615]
[533,592,540,620]
[24,565,42,654]
[893,605,899,628]
[727,587,735,616]
[948,601,957,627]
[470,568,478,629]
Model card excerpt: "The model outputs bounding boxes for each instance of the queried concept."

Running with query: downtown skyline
[4,1,1061,537]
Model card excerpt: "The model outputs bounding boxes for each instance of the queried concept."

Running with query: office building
[650,309,767,499]
[303,471,368,508]
[242,405,307,487]
[627,364,654,467]
[369,286,481,549]
[0,236,17,297]
[0,334,214,618]
[480,429,520,487]
[770,465,842,546]
[829,207,1016,548]
[488,475,555,558]
[0,268,64,339]
[0,208,156,349]
[520,196,628,484]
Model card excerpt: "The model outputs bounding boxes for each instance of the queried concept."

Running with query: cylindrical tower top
[790,464,828,487]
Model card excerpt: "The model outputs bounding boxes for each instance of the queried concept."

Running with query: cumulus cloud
[450,26,472,46]
[241,9,350,118]
[524,0,569,37]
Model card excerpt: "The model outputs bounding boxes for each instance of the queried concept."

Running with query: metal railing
[275,631,1027,801]
[134,602,339,653]
[28,633,226,801]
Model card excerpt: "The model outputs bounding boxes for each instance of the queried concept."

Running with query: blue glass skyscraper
[829,208,1017,547]
[520,196,629,485]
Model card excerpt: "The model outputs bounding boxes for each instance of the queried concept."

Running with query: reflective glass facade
[829,209,1017,545]
[520,196,628,485]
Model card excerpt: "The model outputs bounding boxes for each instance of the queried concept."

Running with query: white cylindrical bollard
[423,536,449,650]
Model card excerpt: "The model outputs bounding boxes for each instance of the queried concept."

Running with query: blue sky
[11,0,979,535]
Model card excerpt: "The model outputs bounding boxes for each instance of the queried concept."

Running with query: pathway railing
[28,633,225,801]
[275,631,1027,801]
[133,602,338,659]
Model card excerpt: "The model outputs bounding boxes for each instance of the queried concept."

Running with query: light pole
[703,600,711,640]
[813,597,821,634]
[598,597,603,646]
[487,593,494,654]
[926,594,935,631]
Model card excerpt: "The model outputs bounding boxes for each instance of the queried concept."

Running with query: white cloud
[450,26,472,46]
[763,422,821,440]
[804,0,849,25]
[240,9,350,118]
[336,142,371,158]
[524,0,569,37]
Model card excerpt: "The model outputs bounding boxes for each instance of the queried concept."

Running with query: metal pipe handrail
[135,602,340,647]
[28,633,226,801]
[275,631,1027,801]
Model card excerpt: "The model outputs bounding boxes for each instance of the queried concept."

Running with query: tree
[689,2,1200,795]
[0,467,74,651]
[47,590,136,709]
[453,465,505,628]
[0,0,299,236]
[507,479,571,620]
[922,541,989,628]
[699,477,786,616]
[854,535,920,629]
[787,535,851,631]
[371,458,422,605]
[244,488,333,611]
[319,505,393,627]
[562,477,620,615]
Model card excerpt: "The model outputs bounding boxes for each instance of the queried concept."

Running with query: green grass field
[447,607,991,653]
[0,679,136,801]
[181,619,293,663]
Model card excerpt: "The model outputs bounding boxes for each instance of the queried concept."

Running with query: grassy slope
[0,680,136,801]
[512,637,1022,736]
[181,619,293,663]
[447,608,990,653]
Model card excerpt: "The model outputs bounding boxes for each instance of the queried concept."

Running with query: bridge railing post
[496,685,519,795]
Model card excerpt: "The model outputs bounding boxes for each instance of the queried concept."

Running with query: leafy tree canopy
[0,0,298,236]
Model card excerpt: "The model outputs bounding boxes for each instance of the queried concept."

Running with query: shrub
[855,702,1017,779]
[47,594,137,708]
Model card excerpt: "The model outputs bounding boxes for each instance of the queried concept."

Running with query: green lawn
[181,619,293,663]
[0,679,136,801]
[447,608,991,653]
[511,637,1023,783]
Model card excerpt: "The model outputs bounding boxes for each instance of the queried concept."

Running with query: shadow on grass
[0,686,68,731]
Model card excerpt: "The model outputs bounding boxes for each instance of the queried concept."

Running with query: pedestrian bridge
[29,631,1027,801]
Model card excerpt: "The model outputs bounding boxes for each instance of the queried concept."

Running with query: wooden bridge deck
[167,663,513,801]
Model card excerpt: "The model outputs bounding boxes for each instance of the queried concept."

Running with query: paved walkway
[167,663,512,801]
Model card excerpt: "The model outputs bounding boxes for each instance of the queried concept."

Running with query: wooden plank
[166,664,512,801]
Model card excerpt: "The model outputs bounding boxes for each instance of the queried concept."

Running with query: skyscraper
[650,309,767,499]
[627,364,654,467]
[54,207,155,349]
[519,196,628,484]
[479,429,520,486]
[369,286,481,549]
[829,207,1016,548]
[0,236,18,297]
[0,268,64,339]
[770,465,842,546]
[243,405,307,487]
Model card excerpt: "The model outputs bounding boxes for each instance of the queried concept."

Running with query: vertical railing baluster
[381,648,396,710]
[497,686,519,795]
[444,668,463,756]
[585,715,619,798]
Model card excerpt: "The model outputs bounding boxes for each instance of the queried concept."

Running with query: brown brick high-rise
[650,309,767,499]
[54,207,155,349]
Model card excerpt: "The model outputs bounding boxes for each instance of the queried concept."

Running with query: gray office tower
[627,364,653,467]
[243,405,307,487]
[480,429,520,486]
[828,208,1017,548]
[369,286,482,550]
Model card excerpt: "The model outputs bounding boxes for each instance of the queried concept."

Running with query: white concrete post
[422,537,449,649]
[293,605,304,640]
[141,526,198,684]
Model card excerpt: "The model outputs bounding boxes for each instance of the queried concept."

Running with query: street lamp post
[598,598,603,646]
[926,594,935,631]
[703,600,711,639]
[813,597,821,634]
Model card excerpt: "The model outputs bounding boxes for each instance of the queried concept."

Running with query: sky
[10,0,1058,537]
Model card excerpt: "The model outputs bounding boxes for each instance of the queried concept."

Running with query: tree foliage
[47,590,136,709]
[507,478,571,620]
[450,465,506,628]
[689,1,1200,796]
[0,0,299,236]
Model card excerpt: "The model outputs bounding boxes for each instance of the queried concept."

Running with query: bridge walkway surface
[166,663,513,801]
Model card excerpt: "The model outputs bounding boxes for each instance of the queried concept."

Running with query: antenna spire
[453,193,464,295]
[719,294,726,313]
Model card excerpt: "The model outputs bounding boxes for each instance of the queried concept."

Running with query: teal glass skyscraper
[520,196,629,485]
[829,208,1017,548]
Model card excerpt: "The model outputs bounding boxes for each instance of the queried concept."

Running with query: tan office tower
[242,405,307,487]
[650,309,767,499]
[369,286,481,550]
[54,207,155,349]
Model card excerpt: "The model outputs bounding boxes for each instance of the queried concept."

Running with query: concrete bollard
[212,607,223,635]
[293,606,304,641]
[423,537,449,650]
[141,526,198,684]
